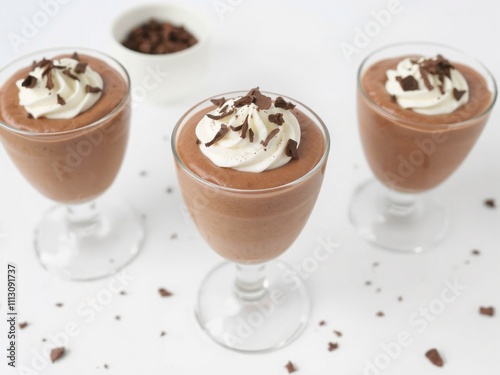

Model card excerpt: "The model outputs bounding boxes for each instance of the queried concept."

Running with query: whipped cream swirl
[385,55,469,115]
[196,90,301,173]
[16,56,103,119]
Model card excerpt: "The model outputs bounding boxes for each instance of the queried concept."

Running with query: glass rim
[171,90,331,194]
[357,41,498,129]
[0,47,131,137]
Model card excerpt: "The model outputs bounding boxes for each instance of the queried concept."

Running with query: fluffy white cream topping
[385,56,469,115]
[16,56,103,119]
[196,92,301,173]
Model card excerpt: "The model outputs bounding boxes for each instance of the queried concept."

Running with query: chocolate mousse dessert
[174,88,329,263]
[0,52,130,204]
[358,53,494,192]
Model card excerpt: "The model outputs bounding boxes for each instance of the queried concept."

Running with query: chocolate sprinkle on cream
[205,124,229,147]
[249,128,254,143]
[286,139,299,159]
[268,113,284,125]
[240,115,249,139]
[45,72,54,90]
[234,94,253,107]
[37,58,52,68]
[480,306,495,316]
[453,88,466,101]
[21,75,37,88]
[158,288,173,297]
[210,97,226,107]
[71,52,80,61]
[206,108,235,120]
[27,113,33,119]
[419,66,433,90]
[485,199,496,208]
[57,94,66,105]
[328,342,339,352]
[397,75,419,91]
[86,85,102,93]
[63,69,79,81]
[253,88,272,109]
[261,128,280,147]
[425,348,444,367]
[74,62,87,74]
[50,347,65,363]
[285,361,297,373]
[230,124,243,132]
[275,96,296,110]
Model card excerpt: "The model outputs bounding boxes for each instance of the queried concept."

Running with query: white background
[0,0,499,374]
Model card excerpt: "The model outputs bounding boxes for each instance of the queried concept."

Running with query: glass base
[349,180,449,253]
[195,261,310,353]
[35,198,145,281]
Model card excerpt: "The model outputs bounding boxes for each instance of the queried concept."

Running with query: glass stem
[234,263,267,302]
[66,200,101,234]
[384,189,419,216]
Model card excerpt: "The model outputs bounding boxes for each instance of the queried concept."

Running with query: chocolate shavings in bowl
[268,113,284,125]
[275,96,296,110]
[205,124,229,147]
[21,75,37,88]
[285,139,299,159]
[425,348,444,367]
[206,108,235,120]
[261,128,280,147]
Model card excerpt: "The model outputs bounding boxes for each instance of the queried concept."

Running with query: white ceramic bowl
[111,3,212,103]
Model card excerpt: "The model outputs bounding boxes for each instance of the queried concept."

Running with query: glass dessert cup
[0,48,144,281]
[172,91,330,352]
[350,42,497,253]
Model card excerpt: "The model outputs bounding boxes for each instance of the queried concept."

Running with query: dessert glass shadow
[0,48,144,280]
[350,42,497,253]
[172,90,330,352]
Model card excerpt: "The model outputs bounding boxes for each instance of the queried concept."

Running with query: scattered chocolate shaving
[253,88,272,110]
[206,108,235,120]
[234,95,253,107]
[21,75,37,88]
[57,94,66,106]
[397,75,419,91]
[268,113,284,125]
[27,113,33,119]
[19,322,28,329]
[159,288,173,297]
[45,72,54,90]
[472,249,481,256]
[210,97,226,107]
[86,85,102,93]
[249,128,254,143]
[453,88,466,101]
[425,348,444,367]
[419,66,433,90]
[205,124,229,147]
[50,347,65,363]
[240,115,249,139]
[390,95,397,103]
[333,330,342,337]
[160,331,166,337]
[230,124,243,132]
[55,303,63,307]
[195,139,201,145]
[479,306,495,316]
[285,139,299,159]
[275,96,296,110]
[328,342,338,352]
[261,128,280,147]
[62,69,79,81]
[71,52,80,61]
[319,320,326,326]
[484,199,496,208]
[42,63,54,77]
[37,58,52,68]
[285,361,297,373]
[74,62,87,74]
[438,84,445,95]
[376,311,384,317]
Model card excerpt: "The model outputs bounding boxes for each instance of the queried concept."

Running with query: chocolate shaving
[158,288,173,297]
[261,128,280,147]
[419,66,433,90]
[328,342,339,352]
[268,113,284,125]
[27,113,33,119]
[36,58,52,68]
[42,63,54,77]
[319,320,326,326]
[376,311,385,317]
[230,124,243,132]
[240,115,249,139]
[21,75,37,88]
[275,96,296,110]
[57,94,66,105]
[285,139,299,159]
[206,108,234,120]
[45,73,54,90]
[195,139,201,145]
[479,306,495,316]
[249,128,254,142]
[453,88,466,101]
[74,62,88,74]
[398,75,419,91]
[71,52,80,61]
[50,347,65,363]
[425,348,444,367]
[19,322,28,329]
[485,199,496,208]
[333,330,342,337]
[86,85,102,93]
[252,88,272,109]
[234,95,253,107]
[63,69,79,81]
[472,249,481,255]
[285,361,297,373]
[210,97,226,107]
[205,124,229,147]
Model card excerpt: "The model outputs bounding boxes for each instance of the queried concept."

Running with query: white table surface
[1,0,499,374]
